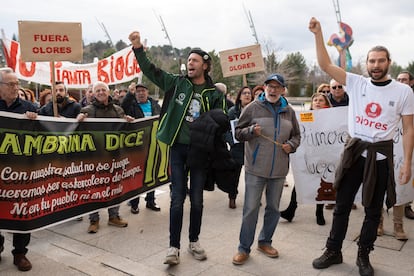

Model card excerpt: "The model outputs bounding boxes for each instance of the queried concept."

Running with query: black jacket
[188,109,238,193]
[0,98,37,114]
[121,92,161,118]
[226,103,245,165]
[334,137,395,209]
[39,98,81,118]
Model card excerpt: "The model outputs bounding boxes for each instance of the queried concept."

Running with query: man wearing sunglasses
[328,79,349,107]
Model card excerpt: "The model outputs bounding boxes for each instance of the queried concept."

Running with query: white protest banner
[219,44,265,77]
[291,107,414,205]
[2,38,142,88]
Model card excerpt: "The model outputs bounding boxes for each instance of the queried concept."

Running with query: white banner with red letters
[291,107,414,206]
[1,38,142,89]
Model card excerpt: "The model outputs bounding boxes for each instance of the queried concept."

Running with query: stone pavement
[1,171,414,275]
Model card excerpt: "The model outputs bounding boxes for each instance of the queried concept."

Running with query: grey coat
[235,95,300,178]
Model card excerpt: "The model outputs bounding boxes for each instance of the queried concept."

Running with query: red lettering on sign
[124,50,137,77]
[18,58,36,77]
[32,47,72,54]
[114,56,125,80]
[56,68,91,85]
[97,50,141,84]
[228,52,253,62]
[229,62,256,71]
[33,34,69,42]
[3,40,19,71]
[97,59,110,83]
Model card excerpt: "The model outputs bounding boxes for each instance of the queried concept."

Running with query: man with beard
[39,81,81,118]
[129,31,226,266]
[309,17,414,276]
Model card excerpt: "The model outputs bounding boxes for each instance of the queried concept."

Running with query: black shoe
[280,204,297,222]
[405,205,414,220]
[312,249,343,269]
[146,202,161,211]
[357,249,374,276]
[130,207,139,214]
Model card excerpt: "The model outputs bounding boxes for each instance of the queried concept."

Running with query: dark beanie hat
[189,48,211,62]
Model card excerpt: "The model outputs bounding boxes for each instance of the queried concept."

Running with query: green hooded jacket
[132,46,226,145]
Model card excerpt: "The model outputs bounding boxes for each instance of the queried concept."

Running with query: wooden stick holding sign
[50,61,58,117]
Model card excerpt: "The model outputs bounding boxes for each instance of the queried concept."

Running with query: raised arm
[309,17,346,85]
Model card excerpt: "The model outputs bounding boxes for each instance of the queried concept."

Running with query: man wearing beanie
[129,31,226,265]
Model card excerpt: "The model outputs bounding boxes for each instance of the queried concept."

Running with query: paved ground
[1,170,414,275]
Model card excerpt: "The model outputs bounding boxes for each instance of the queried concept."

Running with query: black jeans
[169,143,206,248]
[326,156,388,251]
[129,191,156,209]
[229,164,242,199]
[0,233,31,255]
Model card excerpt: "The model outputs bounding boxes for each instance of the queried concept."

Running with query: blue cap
[264,73,286,87]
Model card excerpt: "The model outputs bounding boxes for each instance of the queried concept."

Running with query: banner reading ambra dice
[0,113,170,233]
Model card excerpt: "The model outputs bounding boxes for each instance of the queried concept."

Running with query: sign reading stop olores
[18,21,82,62]
[219,44,265,77]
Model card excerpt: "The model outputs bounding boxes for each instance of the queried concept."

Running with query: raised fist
[128,31,142,48]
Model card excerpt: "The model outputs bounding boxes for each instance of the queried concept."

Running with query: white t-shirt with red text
[346,72,414,143]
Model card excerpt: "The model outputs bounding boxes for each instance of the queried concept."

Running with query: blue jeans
[238,172,285,254]
[169,143,206,249]
[89,206,120,222]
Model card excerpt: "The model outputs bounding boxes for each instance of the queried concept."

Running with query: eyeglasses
[267,84,284,90]
[331,85,343,90]
[319,90,330,93]
[0,81,20,88]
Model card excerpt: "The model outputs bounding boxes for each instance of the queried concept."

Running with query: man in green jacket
[129,31,226,265]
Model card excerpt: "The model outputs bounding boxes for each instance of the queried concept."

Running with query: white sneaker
[188,241,207,260]
[164,247,180,265]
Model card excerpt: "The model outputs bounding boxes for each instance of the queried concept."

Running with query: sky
[1,0,413,68]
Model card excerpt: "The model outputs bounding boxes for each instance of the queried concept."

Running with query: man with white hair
[77,81,133,234]
[0,67,37,271]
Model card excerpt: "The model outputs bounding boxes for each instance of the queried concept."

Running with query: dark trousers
[229,164,242,199]
[169,143,206,249]
[0,233,30,255]
[129,191,155,209]
[326,156,388,251]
